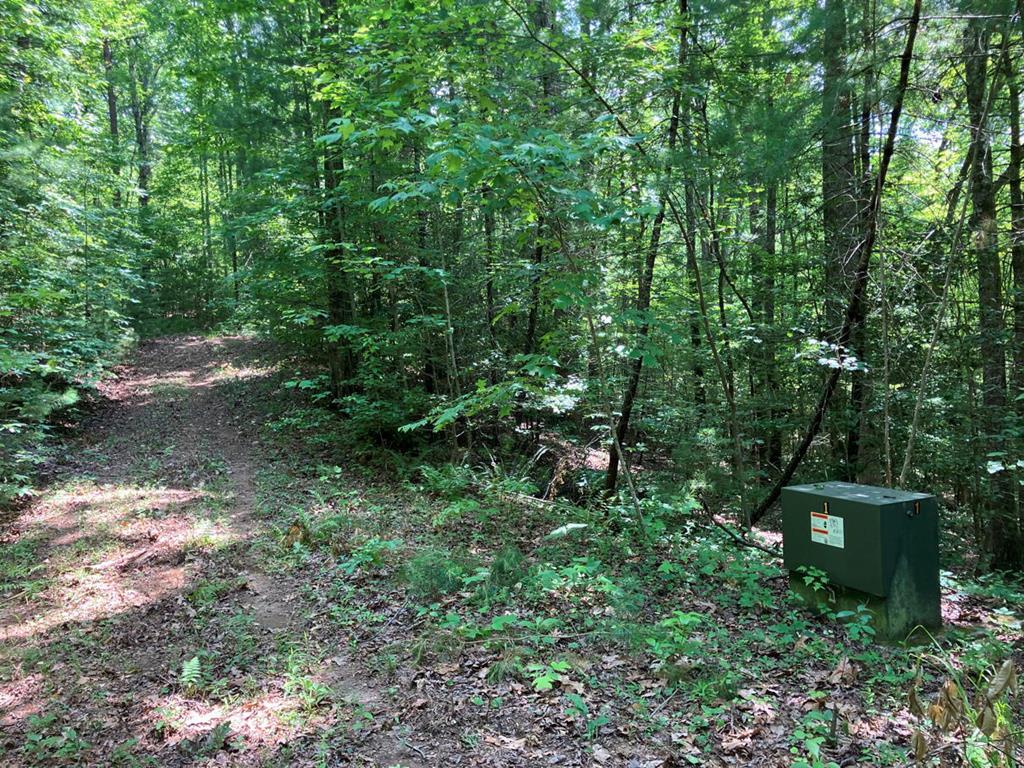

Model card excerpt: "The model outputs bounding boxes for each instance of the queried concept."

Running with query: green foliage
[337,537,402,575]
[0,0,138,505]
[0,536,49,600]
[404,548,468,599]
[22,711,91,764]
[179,655,203,694]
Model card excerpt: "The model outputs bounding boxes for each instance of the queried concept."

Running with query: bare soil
[0,336,428,767]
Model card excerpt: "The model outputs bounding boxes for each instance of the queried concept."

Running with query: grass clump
[404,547,469,599]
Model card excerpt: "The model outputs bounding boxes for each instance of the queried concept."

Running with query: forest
[1,0,1023,765]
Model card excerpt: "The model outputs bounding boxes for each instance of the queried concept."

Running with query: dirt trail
[0,336,421,767]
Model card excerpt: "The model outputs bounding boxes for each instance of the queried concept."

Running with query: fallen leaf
[986,659,1017,700]
[829,656,857,686]
[911,730,927,763]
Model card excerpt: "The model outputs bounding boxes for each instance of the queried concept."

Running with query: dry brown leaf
[911,730,927,763]
[928,702,949,730]
[829,656,858,686]
[720,729,757,753]
[484,734,527,752]
[908,685,924,717]
[935,678,962,728]
[986,659,1017,700]
[976,703,997,736]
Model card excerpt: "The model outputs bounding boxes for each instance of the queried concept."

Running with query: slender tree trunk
[102,38,121,208]
[483,184,498,349]
[965,20,1021,569]
[1007,59,1024,416]
[199,143,213,310]
[524,217,544,355]
[751,183,780,478]
[127,45,153,209]
[319,0,357,399]
[605,0,687,492]
[821,0,862,479]
[685,182,705,410]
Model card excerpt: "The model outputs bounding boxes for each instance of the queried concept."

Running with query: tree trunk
[483,184,498,349]
[605,0,687,492]
[685,182,705,410]
[821,0,862,479]
[127,44,153,209]
[102,38,121,208]
[750,183,781,478]
[1007,57,1024,417]
[965,20,1022,569]
[319,0,357,399]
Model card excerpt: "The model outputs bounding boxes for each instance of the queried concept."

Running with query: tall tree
[964,19,1022,569]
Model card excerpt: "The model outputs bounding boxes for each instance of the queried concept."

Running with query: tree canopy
[3,0,1024,567]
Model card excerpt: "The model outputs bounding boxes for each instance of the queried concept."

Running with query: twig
[699,495,781,558]
[650,689,677,718]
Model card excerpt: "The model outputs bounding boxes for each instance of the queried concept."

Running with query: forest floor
[1,336,1021,767]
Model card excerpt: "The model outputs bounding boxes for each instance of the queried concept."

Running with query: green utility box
[781,481,941,642]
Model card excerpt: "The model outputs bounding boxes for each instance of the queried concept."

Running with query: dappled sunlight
[140,682,312,752]
[0,336,297,765]
[0,673,44,729]
[0,482,239,642]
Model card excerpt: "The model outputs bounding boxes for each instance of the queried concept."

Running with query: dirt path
[0,336,421,767]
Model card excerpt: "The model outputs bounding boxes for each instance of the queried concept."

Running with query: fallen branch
[699,495,780,559]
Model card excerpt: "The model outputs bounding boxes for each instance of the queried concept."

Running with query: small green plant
[179,721,241,758]
[789,708,838,768]
[404,548,466,599]
[283,647,332,711]
[286,675,332,711]
[22,712,90,763]
[564,693,611,740]
[180,655,204,694]
[431,497,481,528]
[0,537,49,600]
[833,603,876,643]
[187,577,242,611]
[647,610,703,663]
[797,565,830,594]
[338,537,402,575]
[479,544,528,600]
[416,463,475,499]
[110,738,158,767]
[525,659,573,691]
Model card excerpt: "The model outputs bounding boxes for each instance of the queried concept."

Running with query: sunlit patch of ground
[0,482,230,642]
[0,336,361,767]
[141,684,312,752]
[0,673,44,728]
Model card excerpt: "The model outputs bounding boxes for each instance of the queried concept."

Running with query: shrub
[405,548,468,599]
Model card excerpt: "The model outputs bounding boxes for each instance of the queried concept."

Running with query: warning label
[810,509,845,548]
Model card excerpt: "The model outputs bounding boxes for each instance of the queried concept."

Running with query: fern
[180,655,202,693]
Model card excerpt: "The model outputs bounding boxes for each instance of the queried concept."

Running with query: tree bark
[965,21,1021,569]
[605,0,688,493]
[319,0,357,399]
[821,0,863,479]
[102,38,121,208]
[127,41,154,209]
[749,0,922,526]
